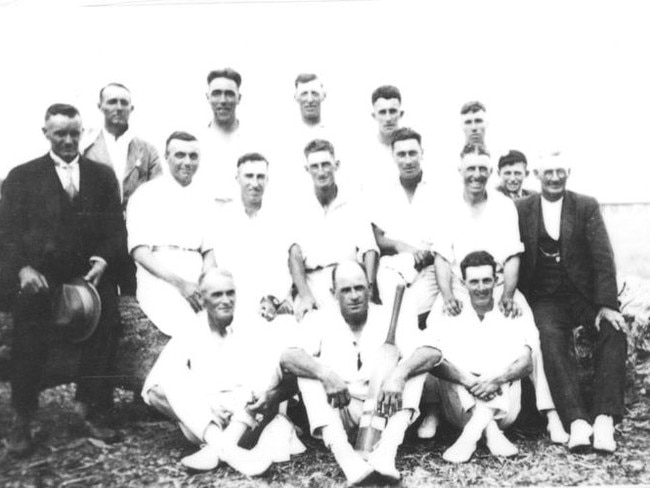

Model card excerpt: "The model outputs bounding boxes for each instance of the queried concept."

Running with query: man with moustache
[0,103,126,455]
[127,131,217,337]
[289,139,378,320]
[83,82,162,295]
[515,151,626,452]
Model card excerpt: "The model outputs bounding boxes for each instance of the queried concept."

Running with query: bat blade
[355,284,406,454]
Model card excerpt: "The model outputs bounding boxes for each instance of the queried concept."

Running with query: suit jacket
[515,190,618,311]
[83,130,162,208]
[0,153,127,299]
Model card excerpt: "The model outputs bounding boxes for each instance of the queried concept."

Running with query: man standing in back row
[83,82,162,295]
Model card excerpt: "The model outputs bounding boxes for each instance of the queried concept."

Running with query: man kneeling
[429,251,534,463]
[142,267,304,474]
[281,261,439,485]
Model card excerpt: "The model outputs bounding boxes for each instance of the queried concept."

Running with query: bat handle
[386,283,406,345]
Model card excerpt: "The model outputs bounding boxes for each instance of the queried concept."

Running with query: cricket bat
[354,283,406,454]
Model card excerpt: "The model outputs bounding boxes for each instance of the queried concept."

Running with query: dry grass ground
[0,382,648,488]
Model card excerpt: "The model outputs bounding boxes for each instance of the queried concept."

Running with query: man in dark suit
[0,103,126,456]
[515,151,626,453]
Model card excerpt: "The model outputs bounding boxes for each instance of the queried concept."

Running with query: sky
[0,0,649,203]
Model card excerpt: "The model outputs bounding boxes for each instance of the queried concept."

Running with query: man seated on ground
[216,152,293,318]
[495,149,537,200]
[370,127,439,330]
[427,143,567,444]
[289,139,379,320]
[515,151,627,453]
[143,267,305,474]
[127,131,216,337]
[428,251,535,463]
[281,261,439,485]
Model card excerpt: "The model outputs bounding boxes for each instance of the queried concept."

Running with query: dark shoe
[6,415,33,457]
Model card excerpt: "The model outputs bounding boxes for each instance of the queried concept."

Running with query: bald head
[331,261,369,326]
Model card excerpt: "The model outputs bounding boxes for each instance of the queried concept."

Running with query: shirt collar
[50,151,79,167]
[102,126,132,144]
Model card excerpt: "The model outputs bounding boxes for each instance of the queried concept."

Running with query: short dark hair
[460,143,490,159]
[295,73,319,87]
[237,152,269,168]
[498,150,527,170]
[98,82,130,102]
[390,127,421,149]
[304,139,335,158]
[460,251,497,280]
[165,131,197,151]
[331,261,368,290]
[460,101,486,115]
[45,103,80,121]
[371,85,402,105]
[207,68,242,88]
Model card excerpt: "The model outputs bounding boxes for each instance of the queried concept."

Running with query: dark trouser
[530,295,626,426]
[10,278,120,416]
[117,253,137,297]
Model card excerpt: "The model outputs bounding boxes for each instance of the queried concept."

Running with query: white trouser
[144,373,258,445]
[435,377,522,429]
[425,280,556,412]
[298,373,426,437]
[136,249,204,337]
[377,257,439,335]
[301,266,337,312]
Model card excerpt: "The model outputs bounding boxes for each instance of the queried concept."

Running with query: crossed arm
[280,347,351,408]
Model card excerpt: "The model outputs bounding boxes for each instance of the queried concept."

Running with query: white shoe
[417,411,439,440]
[546,411,569,444]
[568,419,593,453]
[485,427,518,458]
[180,444,221,471]
[592,415,616,453]
[332,444,374,486]
[366,447,400,483]
[220,444,272,477]
[253,414,306,463]
[344,460,374,487]
[442,440,476,463]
